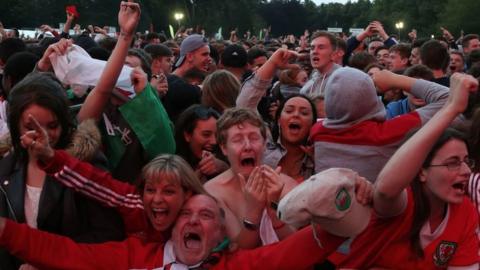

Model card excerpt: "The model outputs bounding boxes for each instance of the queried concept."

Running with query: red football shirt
[329,189,479,269]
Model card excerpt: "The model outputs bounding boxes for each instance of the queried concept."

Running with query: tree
[441,0,480,36]
[0,0,478,38]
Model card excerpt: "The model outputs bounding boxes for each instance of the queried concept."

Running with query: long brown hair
[409,128,467,257]
[201,70,240,113]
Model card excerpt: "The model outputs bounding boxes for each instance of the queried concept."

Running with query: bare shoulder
[279,173,298,198]
[204,170,236,203]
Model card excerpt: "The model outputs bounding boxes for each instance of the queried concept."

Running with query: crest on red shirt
[433,240,457,267]
[335,187,351,211]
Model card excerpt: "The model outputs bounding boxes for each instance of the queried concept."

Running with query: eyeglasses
[429,158,475,171]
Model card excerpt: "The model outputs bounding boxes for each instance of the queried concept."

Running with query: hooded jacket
[312,67,450,182]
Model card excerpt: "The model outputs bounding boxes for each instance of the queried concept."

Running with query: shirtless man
[204,108,298,249]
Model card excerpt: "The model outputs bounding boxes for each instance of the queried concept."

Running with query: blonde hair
[136,154,206,195]
[201,70,240,113]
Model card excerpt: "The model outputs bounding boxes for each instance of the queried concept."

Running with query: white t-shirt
[24,184,42,229]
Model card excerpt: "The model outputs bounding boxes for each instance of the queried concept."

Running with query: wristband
[243,218,259,231]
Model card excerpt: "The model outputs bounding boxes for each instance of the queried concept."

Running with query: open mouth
[184,232,202,249]
[202,145,213,152]
[240,157,256,167]
[152,208,168,220]
[288,123,302,131]
[452,182,466,193]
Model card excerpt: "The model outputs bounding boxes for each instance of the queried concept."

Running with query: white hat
[277,168,371,237]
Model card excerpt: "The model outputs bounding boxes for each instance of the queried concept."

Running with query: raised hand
[19,115,55,161]
[66,12,75,22]
[269,48,300,70]
[118,1,141,36]
[40,24,54,33]
[37,38,73,71]
[408,29,417,41]
[130,67,148,94]
[150,73,168,97]
[73,24,81,34]
[370,21,388,40]
[239,167,267,214]
[364,22,376,36]
[94,26,108,35]
[262,165,284,204]
[447,73,479,114]
[198,151,228,176]
[354,176,373,206]
[440,26,454,41]
[371,69,398,93]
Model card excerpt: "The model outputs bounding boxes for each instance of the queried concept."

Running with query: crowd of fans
[0,1,480,269]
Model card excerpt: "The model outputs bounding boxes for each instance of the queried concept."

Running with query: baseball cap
[175,34,208,67]
[221,44,247,68]
[277,168,371,237]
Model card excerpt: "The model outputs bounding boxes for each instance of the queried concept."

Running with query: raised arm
[39,24,60,39]
[36,38,72,72]
[20,114,142,210]
[232,225,345,269]
[374,74,478,216]
[373,69,450,123]
[237,48,298,109]
[0,218,127,269]
[61,11,75,38]
[77,1,140,122]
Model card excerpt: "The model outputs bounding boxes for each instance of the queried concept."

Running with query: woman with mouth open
[238,48,317,182]
[175,104,229,183]
[11,1,207,245]
[18,111,206,243]
[328,73,479,269]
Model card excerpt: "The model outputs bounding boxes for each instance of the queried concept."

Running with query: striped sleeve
[40,150,144,210]
[468,173,480,216]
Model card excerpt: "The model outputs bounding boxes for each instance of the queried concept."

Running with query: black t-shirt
[431,76,450,87]
[163,74,201,123]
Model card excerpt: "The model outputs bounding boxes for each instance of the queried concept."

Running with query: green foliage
[441,0,480,36]
[0,0,478,39]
